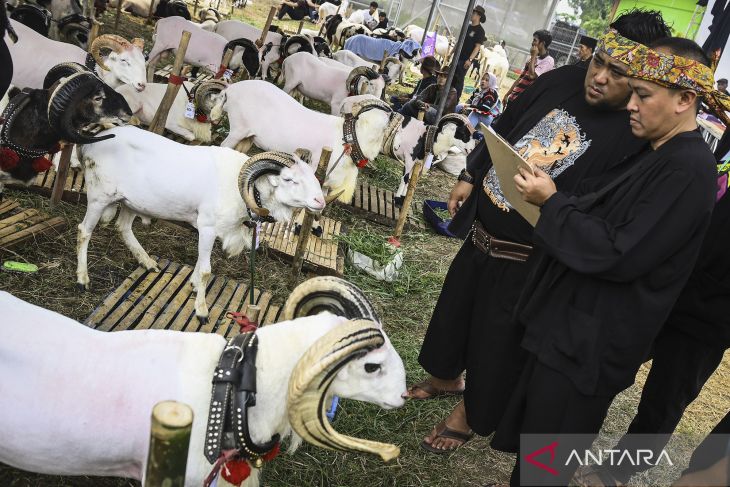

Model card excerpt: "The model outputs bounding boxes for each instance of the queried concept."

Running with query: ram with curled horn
[76,127,326,322]
[7,20,147,92]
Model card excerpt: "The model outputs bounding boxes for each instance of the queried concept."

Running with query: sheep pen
[0,2,729,487]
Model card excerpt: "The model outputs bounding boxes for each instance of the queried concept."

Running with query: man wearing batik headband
[407,10,671,457]
[495,36,718,487]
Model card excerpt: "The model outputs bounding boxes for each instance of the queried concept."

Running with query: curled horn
[346,66,379,94]
[91,34,131,71]
[382,56,402,69]
[194,79,227,108]
[438,113,474,134]
[284,278,397,461]
[238,151,296,217]
[131,38,145,50]
[47,72,116,144]
[43,62,90,90]
[351,98,391,117]
[284,35,314,56]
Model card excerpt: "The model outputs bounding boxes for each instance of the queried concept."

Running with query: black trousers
[602,327,726,483]
[277,3,307,20]
[453,59,468,100]
[491,355,614,487]
[684,410,730,475]
[0,37,11,99]
[418,238,530,435]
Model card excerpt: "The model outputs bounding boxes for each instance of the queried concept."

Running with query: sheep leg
[116,206,160,273]
[146,53,162,83]
[221,128,253,150]
[76,202,107,290]
[191,226,216,324]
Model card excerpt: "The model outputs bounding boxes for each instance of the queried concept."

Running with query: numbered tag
[424,153,435,171]
[184,101,195,119]
[222,69,234,81]
[254,221,261,250]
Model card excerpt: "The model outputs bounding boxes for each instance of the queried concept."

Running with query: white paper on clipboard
[479,124,541,227]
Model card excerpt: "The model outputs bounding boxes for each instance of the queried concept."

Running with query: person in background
[276,0,317,21]
[355,1,379,30]
[452,5,487,99]
[503,30,554,105]
[1,0,15,99]
[399,64,457,124]
[375,11,388,30]
[718,77,729,95]
[500,39,508,57]
[456,72,500,129]
[390,56,440,111]
[467,56,481,79]
[575,34,597,68]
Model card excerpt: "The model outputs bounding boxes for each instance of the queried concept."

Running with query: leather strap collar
[382,112,404,162]
[343,114,369,168]
[1,91,58,159]
[85,52,96,72]
[204,332,280,465]
[424,125,438,157]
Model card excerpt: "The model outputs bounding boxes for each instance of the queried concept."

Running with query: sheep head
[91,34,147,92]
[432,113,476,158]
[194,80,227,120]
[284,276,406,462]
[226,38,261,79]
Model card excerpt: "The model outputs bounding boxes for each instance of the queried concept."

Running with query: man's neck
[651,118,698,150]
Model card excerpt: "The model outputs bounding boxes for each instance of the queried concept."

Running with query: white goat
[108,0,157,17]
[77,126,325,321]
[6,20,147,91]
[404,24,449,57]
[147,16,260,82]
[282,51,384,114]
[0,276,407,486]
[214,19,283,79]
[479,45,510,88]
[318,0,348,24]
[197,8,222,31]
[212,80,390,204]
[116,80,226,142]
[333,49,402,84]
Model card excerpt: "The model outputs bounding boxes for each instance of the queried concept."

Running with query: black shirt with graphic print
[450,65,645,243]
[460,24,486,61]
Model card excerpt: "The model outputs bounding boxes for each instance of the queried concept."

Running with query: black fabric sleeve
[534,168,710,281]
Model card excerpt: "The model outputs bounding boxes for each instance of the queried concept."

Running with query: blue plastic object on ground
[326,396,340,422]
[423,200,457,238]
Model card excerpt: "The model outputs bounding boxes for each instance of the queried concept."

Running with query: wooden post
[88,21,101,46]
[379,49,388,70]
[392,158,424,239]
[192,0,199,17]
[114,0,123,32]
[296,20,304,34]
[149,31,191,135]
[144,401,193,487]
[256,6,276,48]
[217,48,234,78]
[146,0,156,24]
[50,144,73,206]
[290,148,332,286]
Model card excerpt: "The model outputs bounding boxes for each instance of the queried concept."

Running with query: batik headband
[597,29,730,125]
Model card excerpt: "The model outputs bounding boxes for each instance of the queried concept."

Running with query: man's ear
[676,89,699,114]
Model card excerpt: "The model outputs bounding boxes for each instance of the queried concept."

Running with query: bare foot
[404,375,465,399]
[423,400,473,451]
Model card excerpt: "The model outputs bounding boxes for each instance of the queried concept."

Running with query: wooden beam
[88,20,101,46]
[114,0,123,32]
[256,6,276,48]
[297,20,304,34]
[392,158,425,239]
[192,0,199,18]
[149,31,191,135]
[144,401,193,487]
[50,144,73,207]
[146,0,156,24]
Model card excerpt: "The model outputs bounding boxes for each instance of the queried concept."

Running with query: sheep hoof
[312,226,323,238]
[196,315,208,327]
[393,196,405,208]
[294,223,302,236]
[76,282,89,292]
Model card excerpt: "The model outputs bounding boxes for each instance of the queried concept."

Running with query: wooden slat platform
[18,166,87,204]
[85,256,282,338]
[0,198,67,251]
[259,216,344,276]
[338,181,426,230]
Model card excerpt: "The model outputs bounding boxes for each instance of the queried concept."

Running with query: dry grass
[1,2,728,486]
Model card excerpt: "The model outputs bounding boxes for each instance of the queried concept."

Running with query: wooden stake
[192,0,199,17]
[88,21,101,47]
[50,144,73,206]
[216,48,234,79]
[379,49,388,70]
[149,30,191,135]
[114,0,123,32]
[144,401,193,487]
[392,158,424,239]
[290,147,332,286]
[297,20,304,34]
[256,6,276,48]
[146,0,156,24]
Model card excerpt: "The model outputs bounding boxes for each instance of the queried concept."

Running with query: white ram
[76,126,325,322]
[333,49,402,84]
[0,276,406,486]
[214,19,284,79]
[211,80,390,204]
[6,20,147,91]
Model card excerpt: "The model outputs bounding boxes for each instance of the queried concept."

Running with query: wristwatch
[458,169,474,184]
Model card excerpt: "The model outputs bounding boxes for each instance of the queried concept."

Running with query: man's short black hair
[610,9,672,45]
[369,1,378,7]
[533,29,552,49]
[718,78,728,85]
[379,11,385,17]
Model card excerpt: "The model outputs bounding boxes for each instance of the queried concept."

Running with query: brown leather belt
[470,221,532,262]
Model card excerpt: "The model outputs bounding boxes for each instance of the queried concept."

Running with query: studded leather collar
[424,125,438,156]
[342,114,369,169]
[1,91,58,159]
[204,332,280,465]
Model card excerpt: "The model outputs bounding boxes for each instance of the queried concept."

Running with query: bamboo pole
[296,20,304,34]
[392,157,426,239]
[146,0,156,24]
[192,0,199,17]
[256,6,276,48]
[143,401,193,487]
[88,20,101,46]
[215,48,234,79]
[149,31,191,134]
[290,147,332,286]
[50,144,73,206]
[114,0,123,32]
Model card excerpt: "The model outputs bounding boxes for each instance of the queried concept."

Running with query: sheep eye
[364,363,380,373]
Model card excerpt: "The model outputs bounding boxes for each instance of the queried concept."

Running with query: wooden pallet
[85,256,283,338]
[18,166,88,204]
[260,216,344,276]
[339,181,426,230]
[0,198,67,251]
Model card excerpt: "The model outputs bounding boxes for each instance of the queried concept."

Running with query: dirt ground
[0,2,728,486]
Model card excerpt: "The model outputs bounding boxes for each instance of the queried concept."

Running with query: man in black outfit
[276,0,317,21]
[452,5,486,99]
[575,35,597,68]
[496,35,718,487]
[406,10,672,457]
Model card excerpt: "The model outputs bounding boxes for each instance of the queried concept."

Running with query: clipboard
[479,124,541,226]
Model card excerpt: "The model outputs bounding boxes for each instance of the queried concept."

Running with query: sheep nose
[314,196,325,208]
[136,83,146,92]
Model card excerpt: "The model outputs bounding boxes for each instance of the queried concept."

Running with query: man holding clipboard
[407,10,673,456]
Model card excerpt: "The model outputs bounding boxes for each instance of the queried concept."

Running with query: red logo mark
[525,441,560,476]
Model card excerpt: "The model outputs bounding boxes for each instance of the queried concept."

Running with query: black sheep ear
[7,87,20,99]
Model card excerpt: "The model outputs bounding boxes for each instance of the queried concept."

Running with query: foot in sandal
[421,400,474,454]
[403,375,465,399]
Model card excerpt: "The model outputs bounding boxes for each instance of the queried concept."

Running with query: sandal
[420,421,474,455]
[572,465,625,487]
[406,379,465,400]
